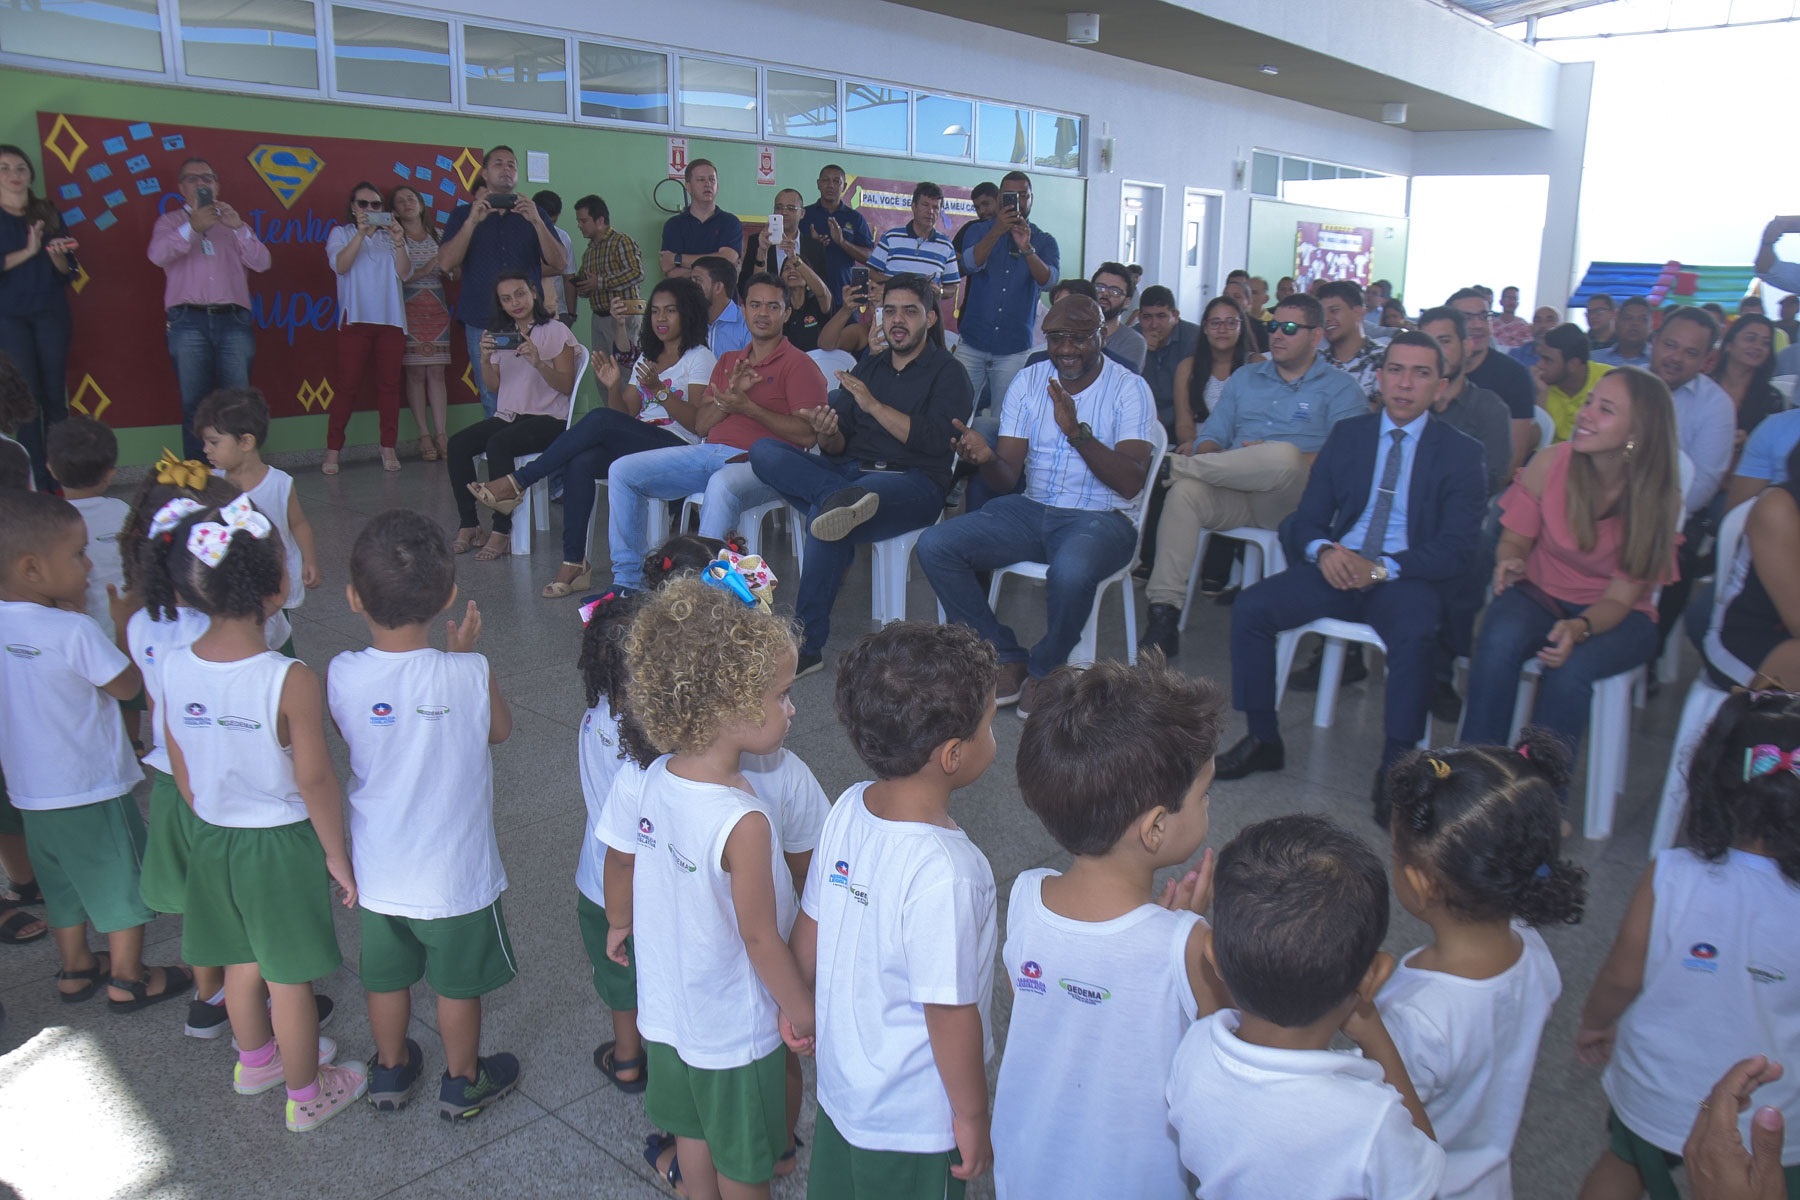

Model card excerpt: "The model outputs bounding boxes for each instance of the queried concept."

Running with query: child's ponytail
[576,592,658,769]
[1686,691,1800,884]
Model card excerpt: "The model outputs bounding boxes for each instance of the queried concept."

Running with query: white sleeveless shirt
[129,609,293,776]
[1605,848,1800,1163]
[577,700,630,907]
[993,868,1200,1200]
[223,466,304,609]
[328,647,503,919]
[160,647,305,827]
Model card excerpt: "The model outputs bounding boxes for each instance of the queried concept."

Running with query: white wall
[433,0,1416,296]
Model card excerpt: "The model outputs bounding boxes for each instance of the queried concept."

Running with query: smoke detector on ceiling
[1066,12,1100,44]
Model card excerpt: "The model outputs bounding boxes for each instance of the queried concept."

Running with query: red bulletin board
[37,110,483,429]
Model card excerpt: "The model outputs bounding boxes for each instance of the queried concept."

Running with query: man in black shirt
[1449,287,1535,476]
[750,273,973,676]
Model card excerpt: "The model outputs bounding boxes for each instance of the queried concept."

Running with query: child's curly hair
[122,473,243,621]
[623,576,796,754]
[163,501,287,621]
[578,592,658,769]
[1687,690,1800,884]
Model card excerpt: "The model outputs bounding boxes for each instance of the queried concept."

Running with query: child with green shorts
[158,494,365,1133]
[327,509,521,1121]
[790,621,1001,1198]
[603,574,815,1200]
[0,490,190,1011]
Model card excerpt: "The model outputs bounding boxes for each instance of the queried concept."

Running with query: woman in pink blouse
[1461,367,1681,761]
[448,272,577,561]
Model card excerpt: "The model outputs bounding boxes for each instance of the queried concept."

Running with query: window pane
[332,7,447,104]
[914,94,972,159]
[678,57,756,134]
[765,70,835,141]
[463,25,566,113]
[976,103,1028,166]
[579,42,667,124]
[1250,151,1279,196]
[0,0,164,72]
[1281,156,1309,183]
[181,0,317,88]
[844,82,908,151]
[1032,111,1081,171]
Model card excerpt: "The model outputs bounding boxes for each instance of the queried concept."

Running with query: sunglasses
[1267,320,1319,336]
[1044,330,1099,347]
[354,198,384,209]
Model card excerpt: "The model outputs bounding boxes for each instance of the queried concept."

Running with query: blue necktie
[1358,429,1407,562]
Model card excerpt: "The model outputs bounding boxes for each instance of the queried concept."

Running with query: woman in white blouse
[323,182,409,474]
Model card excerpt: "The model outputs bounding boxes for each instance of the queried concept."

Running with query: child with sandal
[0,489,192,1014]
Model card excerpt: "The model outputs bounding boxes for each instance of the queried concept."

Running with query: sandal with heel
[468,478,524,517]
[541,563,592,599]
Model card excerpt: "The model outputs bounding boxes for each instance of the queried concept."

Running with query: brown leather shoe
[995,660,1029,707]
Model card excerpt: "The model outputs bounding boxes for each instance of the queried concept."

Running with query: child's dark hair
[0,489,82,574]
[576,594,658,769]
[642,534,727,589]
[0,350,34,438]
[834,622,997,779]
[1212,814,1388,1028]
[1686,691,1800,884]
[191,387,271,448]
[121,470,243,621]
[349,510,454,629]
[1386,729,1588,926]
[0,441,30,490]
[1017,653,1224,855]
[45,416,117,489]
[163,501,287,621]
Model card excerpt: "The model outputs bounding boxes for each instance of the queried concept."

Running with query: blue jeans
[1461,585,1660,758]
[0,304,71,491]
[918,494,1137,677]
[606,442,782,590]
[750,441,946,654]
[512,409,685,564]
[463,323,497,418]
[963,414,1024,513]
[166,305,254,459]
[952,342,1030,416]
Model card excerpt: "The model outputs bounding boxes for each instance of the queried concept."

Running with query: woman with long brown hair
[1461,366,1682,760]
[391,183,451,460]
[1171,294,1263,452]
[0,144,78,490]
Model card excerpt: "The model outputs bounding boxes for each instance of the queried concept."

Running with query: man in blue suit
[1215,331,1488,825]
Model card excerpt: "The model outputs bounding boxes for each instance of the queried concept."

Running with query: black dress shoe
[1215,734,1286,780]
[1372,768,1392,830]
[1144,603,1180,657]
[1289,644,1368,692]
[1430,679,1463,725]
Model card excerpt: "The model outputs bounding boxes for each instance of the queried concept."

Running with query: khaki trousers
[1145,442,1309,608]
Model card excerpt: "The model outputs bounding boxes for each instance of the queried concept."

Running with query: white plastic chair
[870,517,943,625]
[1179,526,1288,631]
[969,425,1168,668]
[1272,618,1431,748]
[1650,450,1701,692]
[644,493,802,575]
[1531,405,1556,453]
[1504,658,1640,839]
[504,342,589,557]
[1649,498,1754,857]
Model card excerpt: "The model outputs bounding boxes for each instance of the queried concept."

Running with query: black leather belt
[174,303,244,314]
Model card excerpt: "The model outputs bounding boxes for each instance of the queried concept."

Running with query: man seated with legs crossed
[750,274,973,678]
[918,295,1156,718]
[1216,331,1488,824]
[1144,293,1368,655]
[605,274,823,592]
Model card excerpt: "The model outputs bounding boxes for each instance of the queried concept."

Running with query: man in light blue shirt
[1592,296,1652,367]
[955,170,1060,414]
[1728,407,1800,506]
[692,256,750,356]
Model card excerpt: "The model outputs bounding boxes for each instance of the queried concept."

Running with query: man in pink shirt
[146,157,271,457]
[604,273,823,591]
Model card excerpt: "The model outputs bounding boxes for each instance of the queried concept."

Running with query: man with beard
[919,296,1154,717]
[1092,262,1147,373]
[955,171,1060,413]
[750,274,973,677]
[1449,287,1536,475]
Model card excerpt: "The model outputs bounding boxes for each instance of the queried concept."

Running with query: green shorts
[0,778,22,837]
[181,819,341,984]
[138,769,207,914]
[576,892,637,1012]
[1607,1109,1800,1200]
[277,620,296,660]
[19,795,155,933]
[360,898,518,999]
[644,1042,787,1185]
[808,1109,966,1200]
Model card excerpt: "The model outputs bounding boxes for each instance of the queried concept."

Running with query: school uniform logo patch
[370,702,395,727]
[1058,978,1111,1006]
[4,644,40,659]
[1684,943,1720,973]
[415,705,449,720]
[217,715,261,731]
[668,843,697,874]
[182,701,211,727]
[829,860,851,887]
[637,818,656,849]
[1748,961,1787,985]
[1016,960,1047,995]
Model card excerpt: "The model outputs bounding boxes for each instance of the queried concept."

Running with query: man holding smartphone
[148,156,272,458]
[572,194,643,355]
[737,189,827,298]
[955,170,1059,415]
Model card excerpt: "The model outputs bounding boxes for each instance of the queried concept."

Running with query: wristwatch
[672,252,684,267]
[1370,563,1391,584]
[1067,421,1094,446]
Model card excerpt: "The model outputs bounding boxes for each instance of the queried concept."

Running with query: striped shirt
[868,224,961,288]
[999,357,1156,513]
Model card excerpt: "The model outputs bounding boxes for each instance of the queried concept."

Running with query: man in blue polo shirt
[868,182,960,300]
[800,163,873,304]
[660,159,743,278]
[955,170,1059,414]
[438,145,567,417]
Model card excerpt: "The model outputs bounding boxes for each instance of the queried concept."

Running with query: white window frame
[572,38,674,132]
[168,0,326,100]
[322,0,455,113]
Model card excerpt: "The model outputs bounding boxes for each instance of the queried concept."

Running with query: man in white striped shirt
[868,182,961,310]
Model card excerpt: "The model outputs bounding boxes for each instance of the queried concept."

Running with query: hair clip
[1517,743,1532,759]
[1534,863,1552,879]
[1426,757,1451,780]
[154,449,210,491]
[703,559,757,607]
[149,496,204,540]
[1744,744,1800,782]
[186,495,272,568]
[661,556,674,572]
[578,592,618,625]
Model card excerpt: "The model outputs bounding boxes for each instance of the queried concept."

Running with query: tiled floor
[0,451,1700,1197]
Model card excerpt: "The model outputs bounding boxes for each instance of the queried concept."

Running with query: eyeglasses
[181,173,218,184]
[1204,318,1242,332]
[1044,330,1099,347]
[353,198,384,209]
[1093,284,1127,297]
[1267,320,1319,336]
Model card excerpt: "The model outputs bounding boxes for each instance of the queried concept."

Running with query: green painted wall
[1,66,1086,464]
[1246,197,1409,301]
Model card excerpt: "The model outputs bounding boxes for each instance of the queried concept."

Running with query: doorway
[1120,181,1163,278]
[1179,188,1222,319]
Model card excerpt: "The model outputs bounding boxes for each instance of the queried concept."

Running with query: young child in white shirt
[45,415,130,642]
[0,490,186,1012]
[790,621,1000,1197]
[1377,734,1588,1200]
[1169,813,1444,1200]
[1577,691,1800,1199]
[327,508,520,1121]
[993,658,1227,1200]
[602,573,814,1199]
[193,387,318,645]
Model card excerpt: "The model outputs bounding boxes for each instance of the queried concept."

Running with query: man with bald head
[918,296,1157,717]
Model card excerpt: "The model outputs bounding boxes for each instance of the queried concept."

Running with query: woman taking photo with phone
[391,183,451,462]
[0,144,78,490]
[323,180,409,474]
[448,271,578,561]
